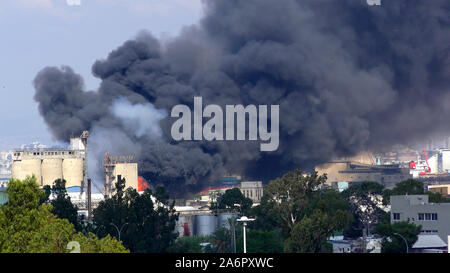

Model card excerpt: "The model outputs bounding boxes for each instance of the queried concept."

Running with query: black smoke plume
[34,0,450,196]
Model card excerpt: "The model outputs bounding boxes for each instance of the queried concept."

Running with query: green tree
[48,179,81,231]
[284,210,348,253]
[72,232,128,253]
[314,188,350,217]
[383,179,424,205]
[342,182,387,240]
[372,221,421,253]
[208,227,233,253]
[236,229,284,253]
[216,188,253,215]
[167,236,210,253]
[265,170,333,237]
[248,195,281,232]
[0,176,127,253]
[427,191,450,203]
[263,170,350,252]
[383,179,450,204]
[94,177,179,253]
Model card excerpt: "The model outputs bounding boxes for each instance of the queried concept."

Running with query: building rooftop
[412,235,447,249]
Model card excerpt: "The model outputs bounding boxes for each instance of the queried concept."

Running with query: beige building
[103,153,138,196]
[240,181,264,204]
[428,184,450,196]
[11,137,86,188]
[110,162,138,192]
[316,161,412,189]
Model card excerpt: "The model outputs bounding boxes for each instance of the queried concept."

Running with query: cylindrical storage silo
[218,213,238,229]
[195,215,217,236]
[175,215,195,237]
[12,159,42,185]
[62,158,84,188]
[42,158,63,186]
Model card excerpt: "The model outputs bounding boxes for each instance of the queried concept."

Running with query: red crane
[419,148,431,175]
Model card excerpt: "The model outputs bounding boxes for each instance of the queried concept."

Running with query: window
[418,213,438,221]
[393,213,400,221]
[421,230,438,234]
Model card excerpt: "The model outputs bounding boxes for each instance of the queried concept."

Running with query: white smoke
[87,98,167,193]
[111,97,167,139]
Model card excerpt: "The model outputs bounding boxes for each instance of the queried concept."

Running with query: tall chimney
[87,178,92,220]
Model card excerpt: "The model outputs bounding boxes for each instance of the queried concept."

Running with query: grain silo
[41,158,63,186]
[11,132,88,189]
[62,158,84,188]
[12,157,42,185]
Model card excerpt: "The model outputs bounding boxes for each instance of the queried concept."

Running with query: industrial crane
[419,148,431,175]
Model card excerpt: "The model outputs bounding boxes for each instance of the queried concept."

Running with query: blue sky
[0,0,202,150]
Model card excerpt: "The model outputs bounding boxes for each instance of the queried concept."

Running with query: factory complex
[2,134,450,241]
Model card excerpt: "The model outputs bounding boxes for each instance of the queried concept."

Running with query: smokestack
[87,178,92,221]
[81,130,89,195]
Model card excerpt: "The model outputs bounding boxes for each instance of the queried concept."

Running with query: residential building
[390,195,450,242]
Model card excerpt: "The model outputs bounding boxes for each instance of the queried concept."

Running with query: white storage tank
[218,213,238,229]
[175,215,195,237]
[195,215,217,236]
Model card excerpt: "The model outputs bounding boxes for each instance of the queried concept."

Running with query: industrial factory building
[316,161,412,190]
[196,179,264,204]
[103,152,138,197]
[174,207,238,238]
[428,184,450,197]
[11,132,89,188]
[10,130,139,200]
